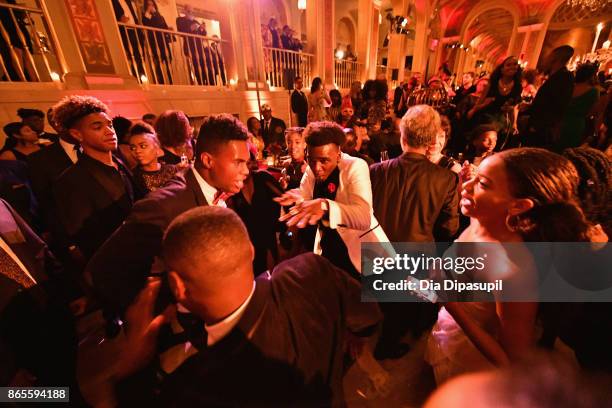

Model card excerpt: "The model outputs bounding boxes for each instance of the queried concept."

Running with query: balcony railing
[0,1,64,82]
[263,46,313,89]
[117,22,228,87]
[334,59,362,89]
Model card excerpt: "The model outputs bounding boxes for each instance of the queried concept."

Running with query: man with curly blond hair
[51,95,140,261]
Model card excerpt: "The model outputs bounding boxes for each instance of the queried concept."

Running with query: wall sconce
[50,71,60,82]
[298,0,306,11]
[335,49,344,59]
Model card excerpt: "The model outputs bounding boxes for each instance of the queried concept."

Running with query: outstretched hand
[273,189,304,206]
[278,198,326,228]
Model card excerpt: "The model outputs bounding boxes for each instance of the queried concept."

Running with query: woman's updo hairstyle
[499,148,589,242]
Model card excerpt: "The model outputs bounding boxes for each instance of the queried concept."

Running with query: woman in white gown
[426,148,590,384]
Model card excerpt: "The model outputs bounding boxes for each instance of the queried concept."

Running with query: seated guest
[112,115,137,169]
[51,95,140,262]
[260,104,287,150]
[370,105,459,359]
[128,122,179,194]
[113,207,382,406]
[230,149,282,275]
[465,124,497,166]
[155,110,193,166]
[280,127,307,190]
[142,113,157,126]
[0,199,85,403]
[0,122,40,161]
[275,121,389,277]
[17,108,57,144]
[88,113,250,313]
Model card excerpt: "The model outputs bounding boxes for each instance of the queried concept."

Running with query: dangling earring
[505,214,519,232]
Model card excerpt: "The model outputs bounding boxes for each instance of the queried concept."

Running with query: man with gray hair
[369,105,459,359]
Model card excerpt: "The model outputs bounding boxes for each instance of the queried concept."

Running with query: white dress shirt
[192,168,227,207]
[59,138,78,164]
[205,281,256,346]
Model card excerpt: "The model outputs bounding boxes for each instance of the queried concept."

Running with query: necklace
[498,79,513,94]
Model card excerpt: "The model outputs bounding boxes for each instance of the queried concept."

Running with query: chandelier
[566,0,610,11]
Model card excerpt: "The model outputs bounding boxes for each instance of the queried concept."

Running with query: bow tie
[213,191,231,206]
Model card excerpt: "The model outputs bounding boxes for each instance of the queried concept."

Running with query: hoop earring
[505,214,519,232]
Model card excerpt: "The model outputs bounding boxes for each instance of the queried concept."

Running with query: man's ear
[168,271,186,303]
[508,198,534,216]
[199,152,213,169]
[249,242,255,262]
[68,128,82,143]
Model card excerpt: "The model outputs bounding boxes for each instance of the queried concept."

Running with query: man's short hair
[552,45,574,65]
[142,113,156,121]
[400,105,441,148]
[304,121,346,147]
[295,76,302,81]
[51,95,109,131]
[195,113,248,156]
[17,108,44,119]
[163,206,251,278]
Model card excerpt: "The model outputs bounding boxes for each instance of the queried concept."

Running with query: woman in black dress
[0,122,40,161]
[154,110,193,167]
[469,56,522,150]
[141,0,173,84]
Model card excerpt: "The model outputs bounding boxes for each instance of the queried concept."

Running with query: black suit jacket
[291,90,308,127]
[158,253,381,407]
[88,168,207,312]
[27,141,73,230]
[0,200,77,387]
[370,152,459,242]
[260,117,287,148]
[52,155,136,260]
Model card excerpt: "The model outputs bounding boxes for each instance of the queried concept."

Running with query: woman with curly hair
[427,148,590,384]
[359,79,389,125]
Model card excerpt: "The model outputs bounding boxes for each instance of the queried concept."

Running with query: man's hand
[279,198,326,228]
[114,279,174,379]
[273,188,304,206]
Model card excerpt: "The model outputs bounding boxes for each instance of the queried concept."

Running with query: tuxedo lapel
[184,168,208,206]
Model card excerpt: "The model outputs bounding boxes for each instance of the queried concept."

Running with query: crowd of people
[0,42,611,407]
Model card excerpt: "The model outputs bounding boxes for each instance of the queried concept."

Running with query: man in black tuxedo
[524,45,574,148]
[87,114,250,313]
[260,104,286,149]
[0,199,84,403]
[114,207,381,407]
[291,76,308,127]
[27,112,78,234]
[51,96,139,264]
[370,105,458,359]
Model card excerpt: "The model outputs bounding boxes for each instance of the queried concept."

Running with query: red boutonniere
[327,183,336,193]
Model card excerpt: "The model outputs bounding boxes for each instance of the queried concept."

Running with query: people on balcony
[0,0,36,81]
[141,0,173,85]
[112,0,145,80]
[176,6,209,86]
